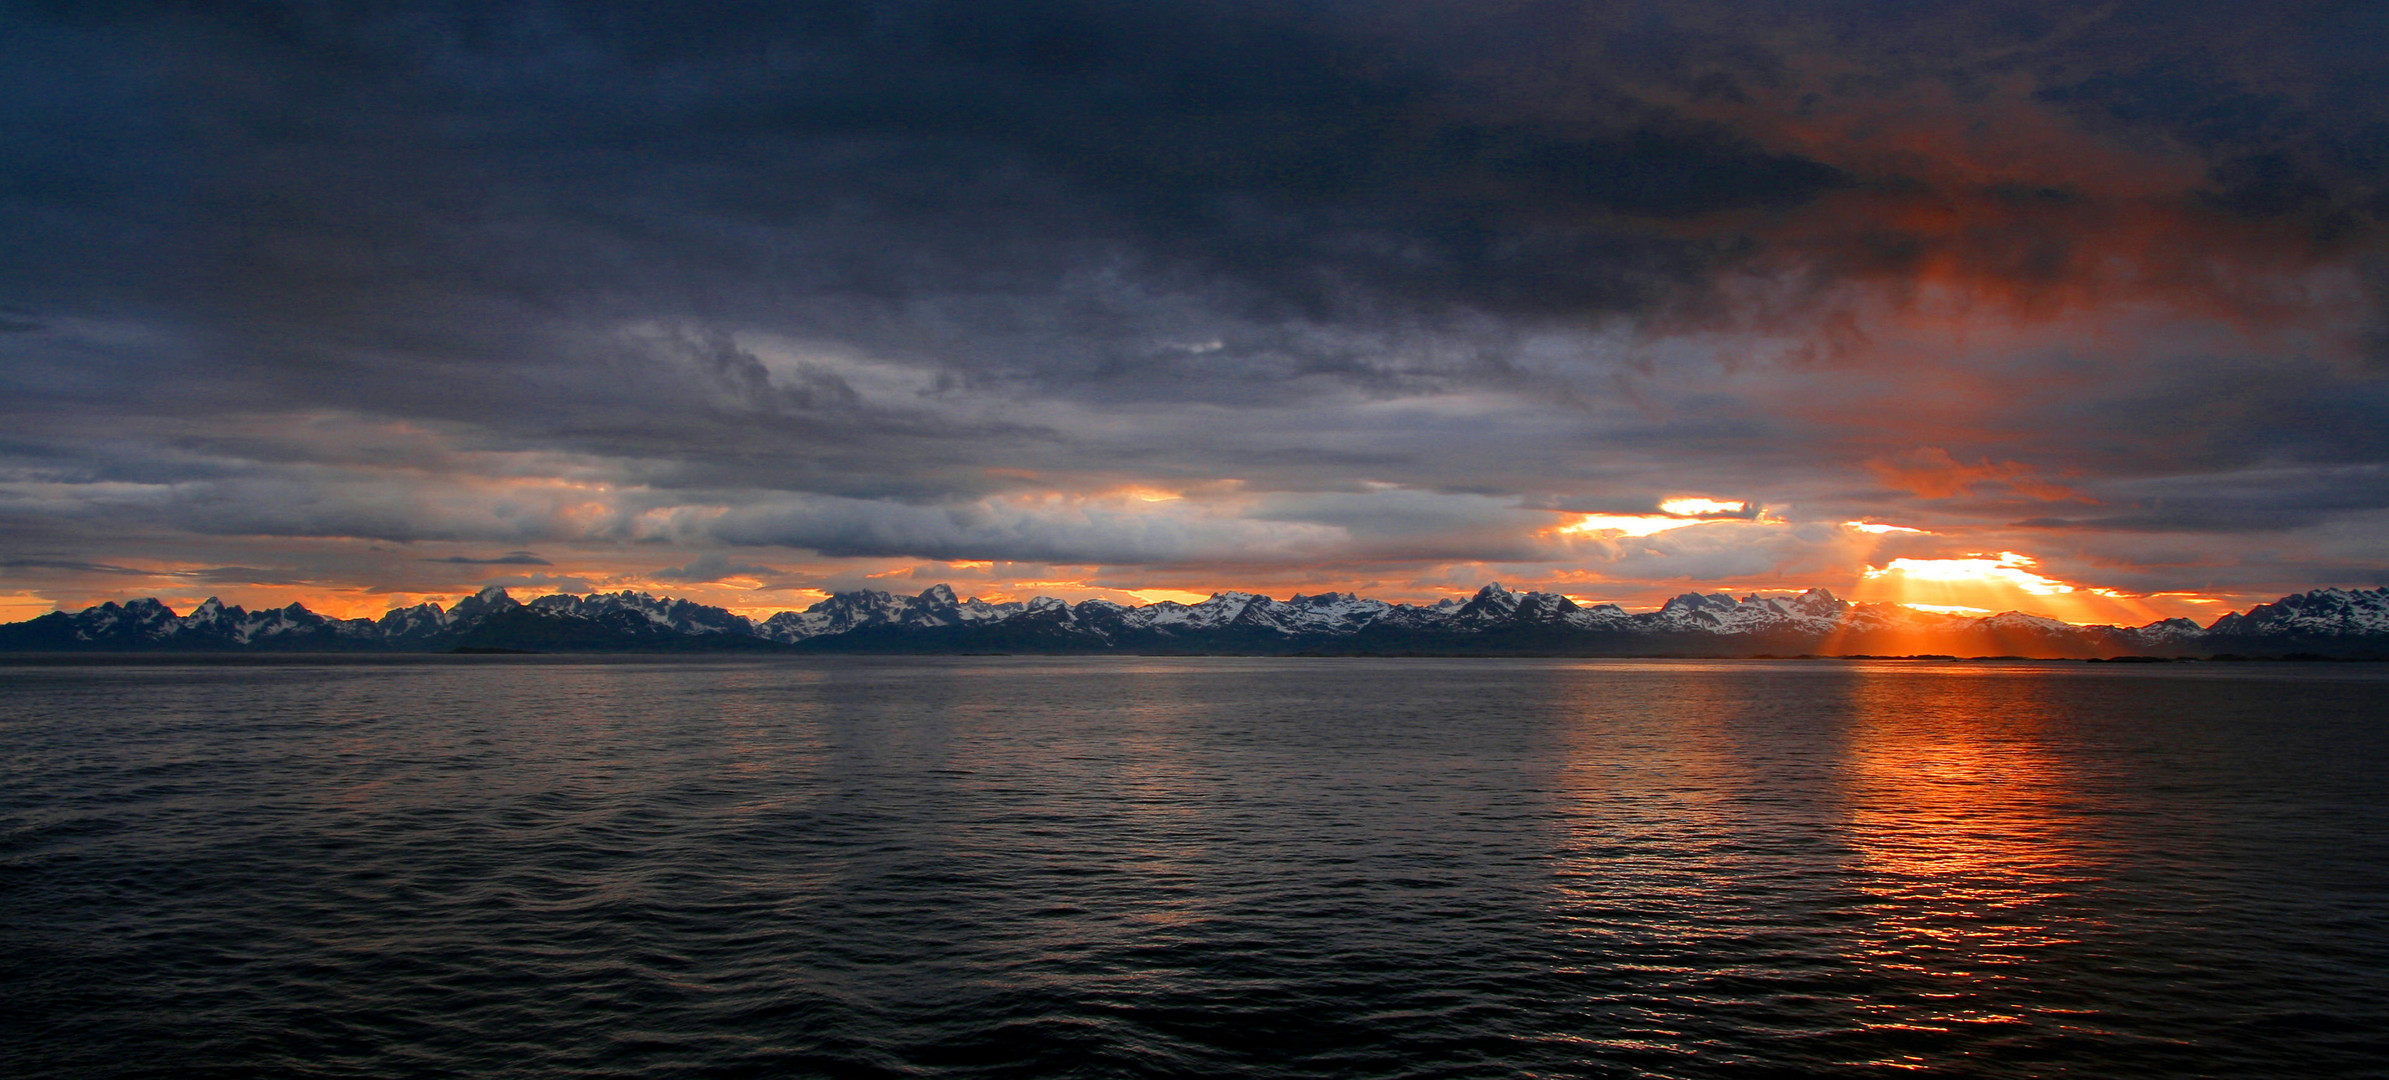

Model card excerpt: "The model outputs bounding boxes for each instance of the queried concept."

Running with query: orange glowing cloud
[1718,63,2350,311]
[1866,447,2086,502]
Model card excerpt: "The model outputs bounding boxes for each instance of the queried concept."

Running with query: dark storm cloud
[424,551,553,566]
[189,566,314,586]
[472,573,594,594]
[3,0,2388,600]
[11,1,2381,396]
[0,558,158,576]
[2045,464,2389,534]
[9,0,1854,393]
[0,558,307,585]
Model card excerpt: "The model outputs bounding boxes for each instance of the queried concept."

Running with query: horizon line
[28,579,2389,631]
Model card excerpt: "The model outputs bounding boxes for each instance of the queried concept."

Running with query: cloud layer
[4,1,2387,621]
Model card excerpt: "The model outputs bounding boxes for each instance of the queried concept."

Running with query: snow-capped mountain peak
[2207,586,2389,638]
[446,586,520,623]
[12,581,2389,657]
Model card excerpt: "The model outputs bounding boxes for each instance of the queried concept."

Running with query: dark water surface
[4,657,2386,1078]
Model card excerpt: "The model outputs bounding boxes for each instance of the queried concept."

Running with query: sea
[3,656,2385,1079]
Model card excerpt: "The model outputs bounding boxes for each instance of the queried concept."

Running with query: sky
[4,0,2388,625]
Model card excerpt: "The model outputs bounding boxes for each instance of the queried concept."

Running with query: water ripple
[3,657,2386,1078]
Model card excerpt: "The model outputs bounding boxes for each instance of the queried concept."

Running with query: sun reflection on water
[1537,661,2120,1069]
[1830,665,2114,1067]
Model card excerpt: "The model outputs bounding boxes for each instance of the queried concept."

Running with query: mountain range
[4,582,2388,658]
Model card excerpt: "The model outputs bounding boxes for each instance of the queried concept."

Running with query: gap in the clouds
[0,592,58,624]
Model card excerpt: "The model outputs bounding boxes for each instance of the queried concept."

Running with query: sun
[1865,552,2073,595]
[1658,497,1746,516]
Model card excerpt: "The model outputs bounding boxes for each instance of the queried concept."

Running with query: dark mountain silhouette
[6,583,2387,658]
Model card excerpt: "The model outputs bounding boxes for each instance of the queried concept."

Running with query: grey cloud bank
[4,1,2388,611]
